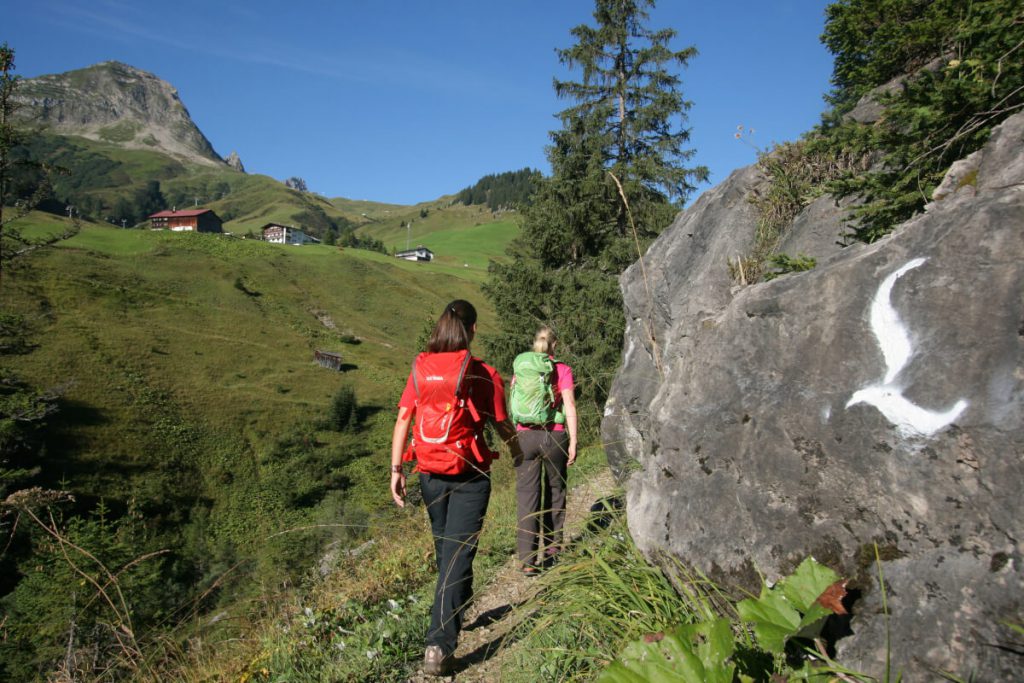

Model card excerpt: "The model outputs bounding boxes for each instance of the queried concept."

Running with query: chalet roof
[149,209,214,218]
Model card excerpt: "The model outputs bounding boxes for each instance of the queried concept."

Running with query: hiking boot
[423,645,454,676]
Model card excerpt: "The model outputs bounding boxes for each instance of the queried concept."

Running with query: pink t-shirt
[515,359,574,431]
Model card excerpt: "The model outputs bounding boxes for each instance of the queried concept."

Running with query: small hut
[314,350,343,371]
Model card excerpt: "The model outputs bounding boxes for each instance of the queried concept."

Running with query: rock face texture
[15,61,224,167]
[603,112,1024,679]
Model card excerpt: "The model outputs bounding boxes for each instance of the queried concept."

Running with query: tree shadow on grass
[356,404,383,423]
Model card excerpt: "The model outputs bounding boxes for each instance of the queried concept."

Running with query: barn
[149,208,224,233]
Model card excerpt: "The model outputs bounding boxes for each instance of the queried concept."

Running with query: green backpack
[510,352,565,426]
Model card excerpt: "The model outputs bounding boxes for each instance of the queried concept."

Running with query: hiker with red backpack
[389,299,520,676]
[509,326,578,576]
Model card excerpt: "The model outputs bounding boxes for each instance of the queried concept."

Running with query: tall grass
[499,510,724,682]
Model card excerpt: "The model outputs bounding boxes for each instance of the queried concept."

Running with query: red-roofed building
[149,208,223,233]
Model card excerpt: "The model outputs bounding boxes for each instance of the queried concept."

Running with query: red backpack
[404,350,494,475]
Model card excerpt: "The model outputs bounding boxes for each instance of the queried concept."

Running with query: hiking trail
[406,468,618,682]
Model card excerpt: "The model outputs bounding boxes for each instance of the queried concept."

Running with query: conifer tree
[484,0,705,420]
[814,0,1023,241]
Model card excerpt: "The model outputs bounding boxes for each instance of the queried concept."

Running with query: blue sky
[6,1,834,205]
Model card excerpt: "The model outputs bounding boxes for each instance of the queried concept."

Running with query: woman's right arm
[561,387,578,465]
[390,406,412,507]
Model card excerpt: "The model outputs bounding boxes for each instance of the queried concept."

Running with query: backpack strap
[453,350,473,398]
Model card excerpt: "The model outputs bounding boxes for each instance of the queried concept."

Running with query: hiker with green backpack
[388,299,520,677]
[509,326,578,575]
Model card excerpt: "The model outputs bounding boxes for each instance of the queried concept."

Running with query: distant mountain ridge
[14,60,225,168]
[9,59,522,264]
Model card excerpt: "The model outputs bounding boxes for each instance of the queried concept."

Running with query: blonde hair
[532,326,557,354]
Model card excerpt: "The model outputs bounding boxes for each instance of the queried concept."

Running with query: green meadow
[6,213,499,468]
[0,212,520,676]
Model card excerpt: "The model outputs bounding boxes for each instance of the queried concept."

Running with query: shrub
[329,386,358,432]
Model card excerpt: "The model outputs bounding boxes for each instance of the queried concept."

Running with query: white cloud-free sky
[6,0,834,205]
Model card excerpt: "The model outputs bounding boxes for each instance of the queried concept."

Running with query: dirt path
[406,468,618,682]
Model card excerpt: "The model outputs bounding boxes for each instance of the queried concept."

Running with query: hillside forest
[1,0,1022,680]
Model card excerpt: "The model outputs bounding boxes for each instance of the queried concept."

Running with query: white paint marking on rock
[845,258,968,437]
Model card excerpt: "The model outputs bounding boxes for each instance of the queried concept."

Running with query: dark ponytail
[426,299,477,353]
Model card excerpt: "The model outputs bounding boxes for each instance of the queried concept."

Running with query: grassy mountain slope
[1,213,503,675]
[7,213,491,495]
[30,132,522,269]
[328,196,410,221]
[25,132,368,232]
[350,198,521,274]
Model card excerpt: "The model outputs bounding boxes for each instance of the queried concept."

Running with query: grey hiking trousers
[514,428,570,568]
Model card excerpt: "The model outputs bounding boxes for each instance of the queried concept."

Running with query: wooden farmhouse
[149,208,223,233]
[396,246,434,262]
[262,223,318,246]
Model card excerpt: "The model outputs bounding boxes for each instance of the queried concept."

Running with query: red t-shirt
[398,355,508,469]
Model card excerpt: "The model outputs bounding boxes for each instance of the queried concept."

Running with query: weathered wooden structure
[314,350,343,371]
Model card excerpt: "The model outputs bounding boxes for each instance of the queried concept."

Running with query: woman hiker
[389,299,520,677]
[509,326,578,575]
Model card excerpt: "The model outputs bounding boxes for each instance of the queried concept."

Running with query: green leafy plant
[599,557,851,682]
[736,557,843,655]
[600,618,736,683]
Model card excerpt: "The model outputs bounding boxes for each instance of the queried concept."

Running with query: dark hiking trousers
[514,428,569,567]
[419,471,491,656]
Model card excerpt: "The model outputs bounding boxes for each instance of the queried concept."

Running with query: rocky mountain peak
[225,150,246,173]
[14,61,224,167]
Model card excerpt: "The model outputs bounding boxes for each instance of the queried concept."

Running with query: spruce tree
[815,0,1023,241]
[484,0,706,423]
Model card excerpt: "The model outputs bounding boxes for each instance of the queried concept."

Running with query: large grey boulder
[603,112,1024,679]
